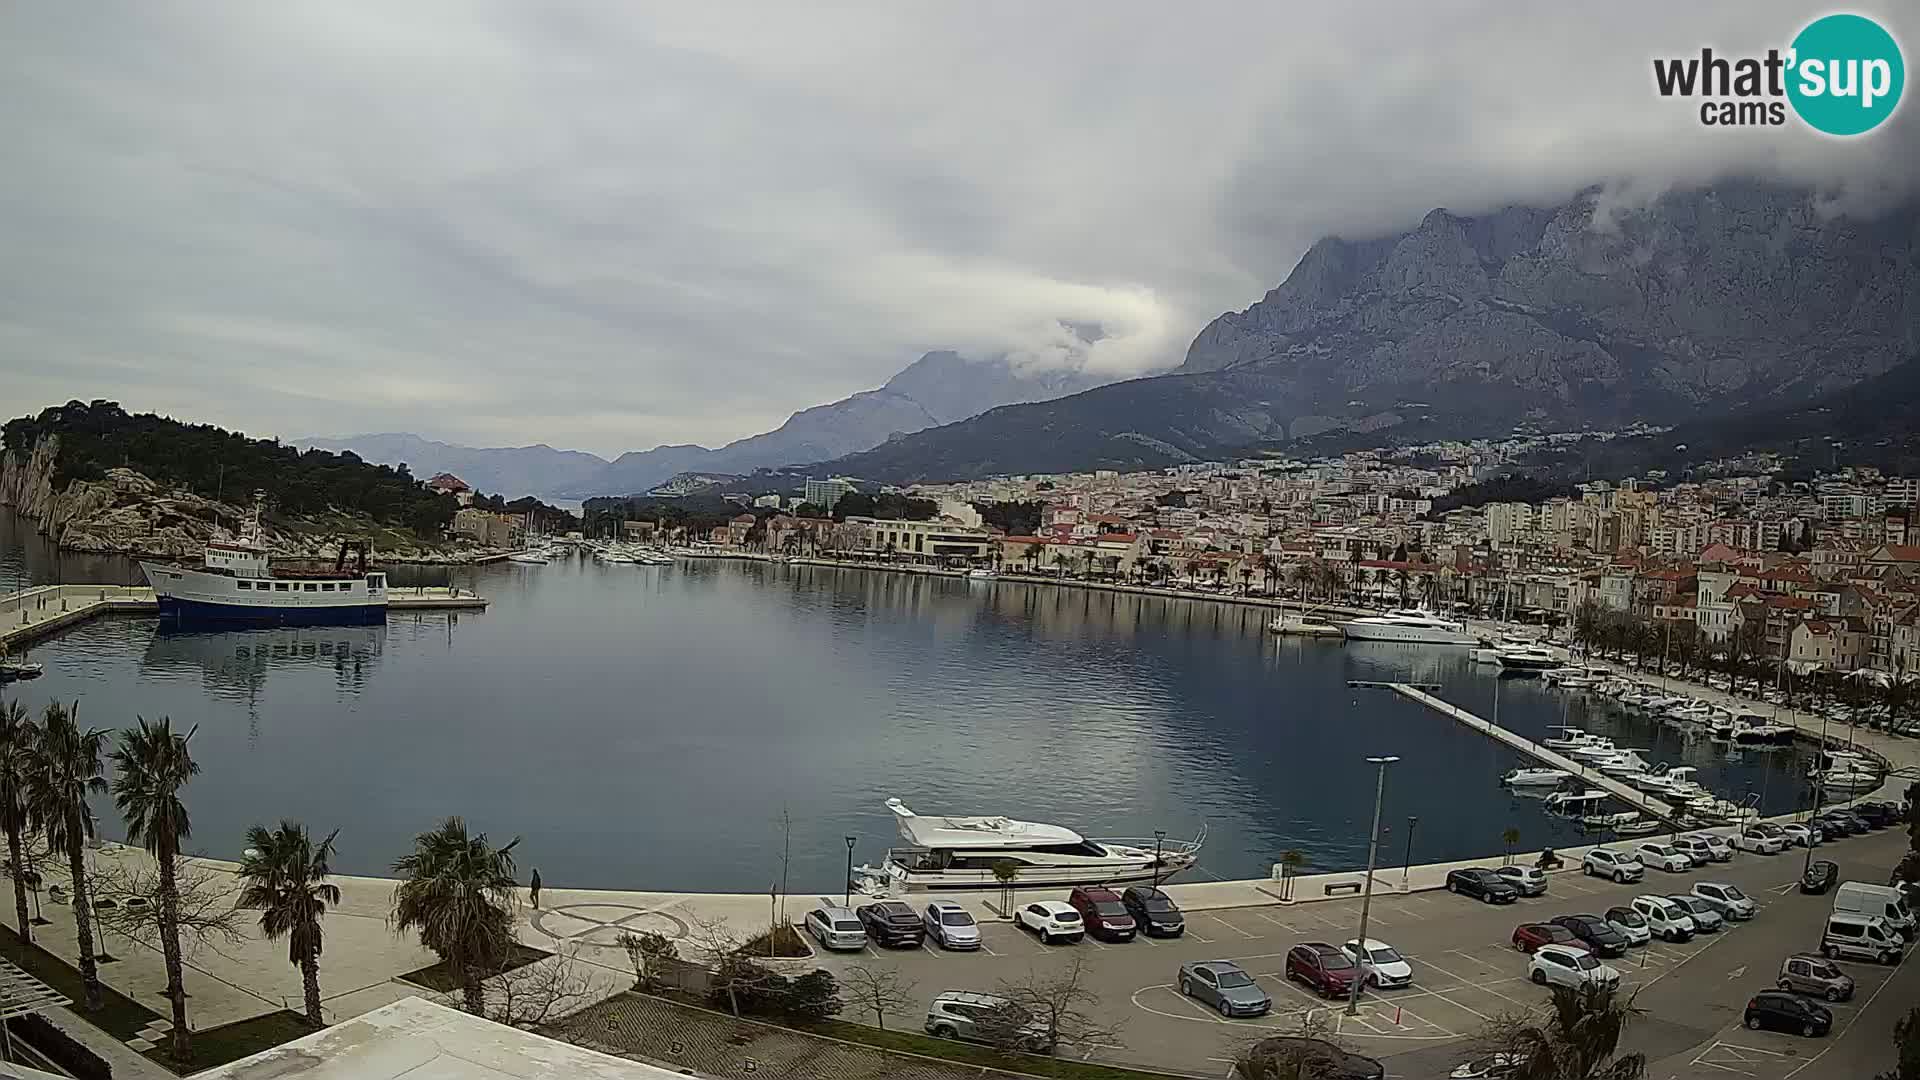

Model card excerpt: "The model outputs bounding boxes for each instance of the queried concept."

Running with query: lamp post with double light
[1347,755,1399,1016]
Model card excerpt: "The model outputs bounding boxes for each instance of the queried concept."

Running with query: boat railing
[1102,825,1207,858]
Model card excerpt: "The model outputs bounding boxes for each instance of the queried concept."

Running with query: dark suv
[1447,868,1519,904]
[1066,886,1137,942]
[856,901,926,948]
[1551,913,1628,958]
[1121,886,1185,937]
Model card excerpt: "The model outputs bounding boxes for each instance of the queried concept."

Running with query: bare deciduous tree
[992,955,1123,1055]
[841,964,915,1030]
[485,946,600,1029]
[92,853,245,957]
[616,929,678,992]
[686,915,783,1018]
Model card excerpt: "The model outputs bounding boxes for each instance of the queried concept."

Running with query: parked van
[1833,882,1915,940]
[1821,914,1904,965]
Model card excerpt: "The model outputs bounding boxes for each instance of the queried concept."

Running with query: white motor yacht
[1269,611,1345,637]
[1496,644,1561,672]
[1502,766,1573,787]
[1818,767,1882,794]
[1542,726,1592,750]
[1565,740,1621,763]
[852,798,1204,892]
[1546,791,1608,814]
[1337,608,1479,646]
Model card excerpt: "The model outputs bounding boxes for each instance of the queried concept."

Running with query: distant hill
[313,349,1127,499]
[816,183,1920,484]
[297,433,611,501]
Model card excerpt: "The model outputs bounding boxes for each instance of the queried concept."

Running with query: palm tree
[1051,552,1073,578]
[391,817,520,1015]
[1394,567,1412,607]
[238,821,341,1028]
[25,701,108,1011]
[0,701,36,944]
[1288,563,1314,600]
[1485,985,1647,1079]
[1502,826,1522,866]
[111,716,200,1061]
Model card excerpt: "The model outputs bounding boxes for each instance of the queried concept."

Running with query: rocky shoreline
[0,435,488,565]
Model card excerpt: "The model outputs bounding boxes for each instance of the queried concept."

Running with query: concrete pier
[1,583,488,649]
[1390,682,1687,824]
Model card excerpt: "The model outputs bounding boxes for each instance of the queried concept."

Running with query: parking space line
[1419,956,1533,1008]
[920,941,943,958]
[1205,913,1259,940]
[1254,911,1298,931]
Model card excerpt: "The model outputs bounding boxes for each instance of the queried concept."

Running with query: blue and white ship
[140,509,387,625]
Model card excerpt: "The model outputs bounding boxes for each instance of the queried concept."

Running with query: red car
[1285,943,1360,999]
[1512,922,1578,954]
[1066,886,1137,942]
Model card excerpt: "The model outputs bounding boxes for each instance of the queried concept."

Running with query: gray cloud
[1,2,1913,457]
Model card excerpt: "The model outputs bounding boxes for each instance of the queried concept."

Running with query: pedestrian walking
[530,868,542,909]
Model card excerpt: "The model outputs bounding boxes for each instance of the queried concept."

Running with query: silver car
[923,901,982,950]
[1691,881,1757,920]
[1178,960,1273,1017]
[924,990,1048,1050]
[1667,894,1724,931]
[1495,865,1549,897]
[804,905,867,950]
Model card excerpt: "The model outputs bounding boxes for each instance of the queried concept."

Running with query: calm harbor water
[1,509,1815,893]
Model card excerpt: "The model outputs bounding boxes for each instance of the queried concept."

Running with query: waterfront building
[847,515,995,562]
[803,476,854,510]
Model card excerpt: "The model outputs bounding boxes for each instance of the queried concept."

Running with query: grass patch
[142,1010,315,1073]
[805,1018,1189,1080]
[739,923,813,959]
[398,943,551,993]
[0,923,162,1041]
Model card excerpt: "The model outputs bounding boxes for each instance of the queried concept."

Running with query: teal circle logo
[1787,14,1905,136]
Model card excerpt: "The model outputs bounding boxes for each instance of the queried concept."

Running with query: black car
[1446,868,1520,904]
[1809,816,1851,842]
[1801,860,1840,894]
[1832,810,1872,834]
[1853,803,1896,828]
[1550,913,1628,958]
[855,901,926,947]
[1120,886,1186,937]
[1744,991,1832,1037]
[1242,1037,1384,1080]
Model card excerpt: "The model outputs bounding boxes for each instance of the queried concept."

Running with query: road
[805,824,1913,1079]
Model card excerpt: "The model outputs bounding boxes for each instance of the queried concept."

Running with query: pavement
[792,825,1914,1079]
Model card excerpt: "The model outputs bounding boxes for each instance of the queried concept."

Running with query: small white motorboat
[1502,767,1573,787]
[1542,726,1593,750]
[507,550,551,565]
[967,568,997,580]
[1268,611,1345,637]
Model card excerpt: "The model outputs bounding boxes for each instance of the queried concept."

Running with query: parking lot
[805,824,1914,1078]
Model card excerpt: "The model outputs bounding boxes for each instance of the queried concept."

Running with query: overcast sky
[2,3,1913,458]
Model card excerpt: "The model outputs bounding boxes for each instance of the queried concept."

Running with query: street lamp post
[843,836,857,908]
[1804,708,1831,878]
[1152,830,1167,889]
[1347,755,1399,1016]
[1400,816,1419,890]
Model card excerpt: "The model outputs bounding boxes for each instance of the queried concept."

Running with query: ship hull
[155,595,386,626]
[1340,623,1478,645]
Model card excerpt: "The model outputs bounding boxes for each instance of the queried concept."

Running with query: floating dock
[2,583,487,649]
[1389,682,1686,826]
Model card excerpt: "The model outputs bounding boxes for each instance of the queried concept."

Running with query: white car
[1779,823,1820,848]
[1529,944,1620,991]
[1697,834,1734,862]
[1342,937,1413,989]
[1603,905,1653,946]
[1670,836,1715,867]
[1495,865,1549,897]
[1691,882,1756,921]
[1631,895,1698,942]
[1635,842,1693,873]
[1015,900,1085,944]
[1732,824,1786,855]
[1583,847,1645,883]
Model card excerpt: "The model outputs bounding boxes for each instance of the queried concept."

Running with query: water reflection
[141,623,387,700]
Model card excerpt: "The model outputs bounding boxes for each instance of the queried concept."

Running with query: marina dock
[1390,682,1686,825]
[2,583,488,648]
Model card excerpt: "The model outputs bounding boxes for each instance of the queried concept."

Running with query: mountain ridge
[815,183,1920,484]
